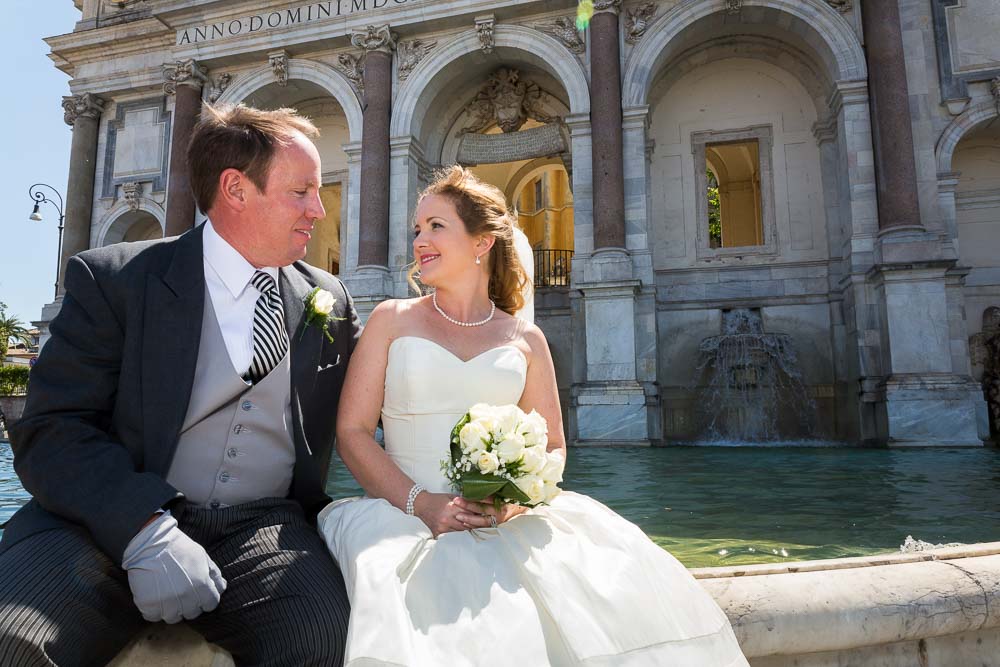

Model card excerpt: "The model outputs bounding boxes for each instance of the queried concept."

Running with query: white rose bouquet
[442,403,565,509]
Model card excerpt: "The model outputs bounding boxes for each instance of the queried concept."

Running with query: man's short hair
[187,103,320,214]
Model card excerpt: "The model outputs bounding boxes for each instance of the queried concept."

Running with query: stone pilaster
[860,0,921,234]
[354,25,396,268]
[163,59,206,237]
[339,25,396,313]
[856,3,984,445]
[568,6,658,445]
[60,93,105,294]
[589,0,625,250]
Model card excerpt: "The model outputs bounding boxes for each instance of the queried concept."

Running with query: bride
[318,166,749,666]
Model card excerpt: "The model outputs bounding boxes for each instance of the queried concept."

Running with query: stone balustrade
[111,542,1000,666]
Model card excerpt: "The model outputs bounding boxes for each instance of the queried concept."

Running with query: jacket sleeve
[9,255,181,564]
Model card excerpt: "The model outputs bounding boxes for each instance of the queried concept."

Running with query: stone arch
[391,24,590,140]
[936,100,999,174]
[96,200,165,247]
[622,0,867,108]
[216,58,363,142]
[648,35,831,116]
[505,158,568,204]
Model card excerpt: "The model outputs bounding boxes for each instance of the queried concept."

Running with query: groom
[0,104,358,665]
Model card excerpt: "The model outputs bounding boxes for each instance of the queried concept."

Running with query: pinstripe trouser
[0,498,349,667]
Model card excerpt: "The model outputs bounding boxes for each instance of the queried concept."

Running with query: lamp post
[28,184,66,299]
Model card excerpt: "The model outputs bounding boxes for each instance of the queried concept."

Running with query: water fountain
[970,305,1000,443]
[695,308,816,442]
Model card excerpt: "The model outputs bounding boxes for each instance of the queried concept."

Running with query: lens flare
[576,0,594,30]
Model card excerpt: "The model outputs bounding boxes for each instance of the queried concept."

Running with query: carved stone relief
[824,0,852,12]
[535,17,585,54]
[335,53,365,95]
[725,0,743,15]
[122,181,141,211]
[208,73,232,103]
[397,40,436,81]
[476,16,495,54]
[268,50,289,87]
[461,68,558,135]
[625,4,657,44]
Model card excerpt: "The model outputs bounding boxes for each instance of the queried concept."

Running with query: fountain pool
[3,442,998,568]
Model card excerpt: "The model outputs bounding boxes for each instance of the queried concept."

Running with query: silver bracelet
[405,483,425,516]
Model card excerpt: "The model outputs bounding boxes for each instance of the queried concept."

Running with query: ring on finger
[488,514,497,528]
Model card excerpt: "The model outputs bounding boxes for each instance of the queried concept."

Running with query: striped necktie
[245,271,289,384]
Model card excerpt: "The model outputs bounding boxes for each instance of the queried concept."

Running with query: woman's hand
[412,492,473,537]
[453,496,528,529]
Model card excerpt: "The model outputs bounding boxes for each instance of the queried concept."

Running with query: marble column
[59,93,105,294]
[163,59,207,237]
[860,0,922,232]
[355,25,396,268]
[589,0,626,250]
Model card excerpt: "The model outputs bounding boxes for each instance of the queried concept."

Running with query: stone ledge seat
[111,542,1000,667]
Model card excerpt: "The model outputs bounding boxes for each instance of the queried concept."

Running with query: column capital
[592,0,622,16]
[163,59,207,96]
[351,24,397,55]
[62,93,105,126]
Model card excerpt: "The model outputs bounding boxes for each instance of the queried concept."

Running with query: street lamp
[27,184,65,299]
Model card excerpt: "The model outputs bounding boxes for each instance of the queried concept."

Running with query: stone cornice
[46,17,173,74]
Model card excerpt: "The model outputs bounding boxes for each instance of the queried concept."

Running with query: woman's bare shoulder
[366,297,428,339]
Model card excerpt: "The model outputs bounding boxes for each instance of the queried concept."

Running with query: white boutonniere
[302,287,342,343]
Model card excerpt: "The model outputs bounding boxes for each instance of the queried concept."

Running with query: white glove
[121,510,227,624]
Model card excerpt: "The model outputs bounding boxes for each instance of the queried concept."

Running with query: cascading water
[695,308,816,442]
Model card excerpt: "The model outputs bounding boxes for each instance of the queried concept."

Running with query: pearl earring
[475,255,481,265]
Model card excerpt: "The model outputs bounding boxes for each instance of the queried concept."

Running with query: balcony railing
[532,249,573,288]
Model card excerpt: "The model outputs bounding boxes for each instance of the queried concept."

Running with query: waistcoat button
[210,500,220,509]
[227,448,238,458]
[241,401,252,411]
[219,471,230,483]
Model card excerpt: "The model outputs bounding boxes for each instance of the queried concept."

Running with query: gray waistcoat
[166,289,296,509]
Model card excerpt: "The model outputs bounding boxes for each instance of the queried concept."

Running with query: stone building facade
[44,0,1000,446]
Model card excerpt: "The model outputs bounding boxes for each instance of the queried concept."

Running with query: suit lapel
[142,225,206,477]
[281,265,321,452]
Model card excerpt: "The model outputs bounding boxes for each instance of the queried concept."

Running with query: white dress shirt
[202,219,280,376]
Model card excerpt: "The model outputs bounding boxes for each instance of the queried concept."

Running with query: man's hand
[121,510,227,624]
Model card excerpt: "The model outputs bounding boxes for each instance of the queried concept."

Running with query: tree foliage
[707,170,722,248]
[0,301,33,356]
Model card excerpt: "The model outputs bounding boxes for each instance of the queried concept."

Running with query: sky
[0,2,81,326]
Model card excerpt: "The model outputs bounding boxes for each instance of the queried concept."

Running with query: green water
[5,443,1000,568]
[325,445,1000,567]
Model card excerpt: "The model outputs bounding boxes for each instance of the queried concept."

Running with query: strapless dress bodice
[381,336,527,493]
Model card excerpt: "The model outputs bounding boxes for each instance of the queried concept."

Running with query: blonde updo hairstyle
[409,166,529,315]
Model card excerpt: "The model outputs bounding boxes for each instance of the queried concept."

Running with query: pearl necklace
[432,292,496,327]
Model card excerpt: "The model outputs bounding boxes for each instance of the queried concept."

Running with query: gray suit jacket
[3,224,361,563]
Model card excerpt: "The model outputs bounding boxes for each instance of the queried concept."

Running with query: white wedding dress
[318,336,749,666]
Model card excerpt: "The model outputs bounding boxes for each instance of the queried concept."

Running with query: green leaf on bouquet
[499,481,531,505]
[459,471,508,501]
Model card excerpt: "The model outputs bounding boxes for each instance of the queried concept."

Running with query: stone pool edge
[696,541,1000,665]
[110,542,1000,666]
